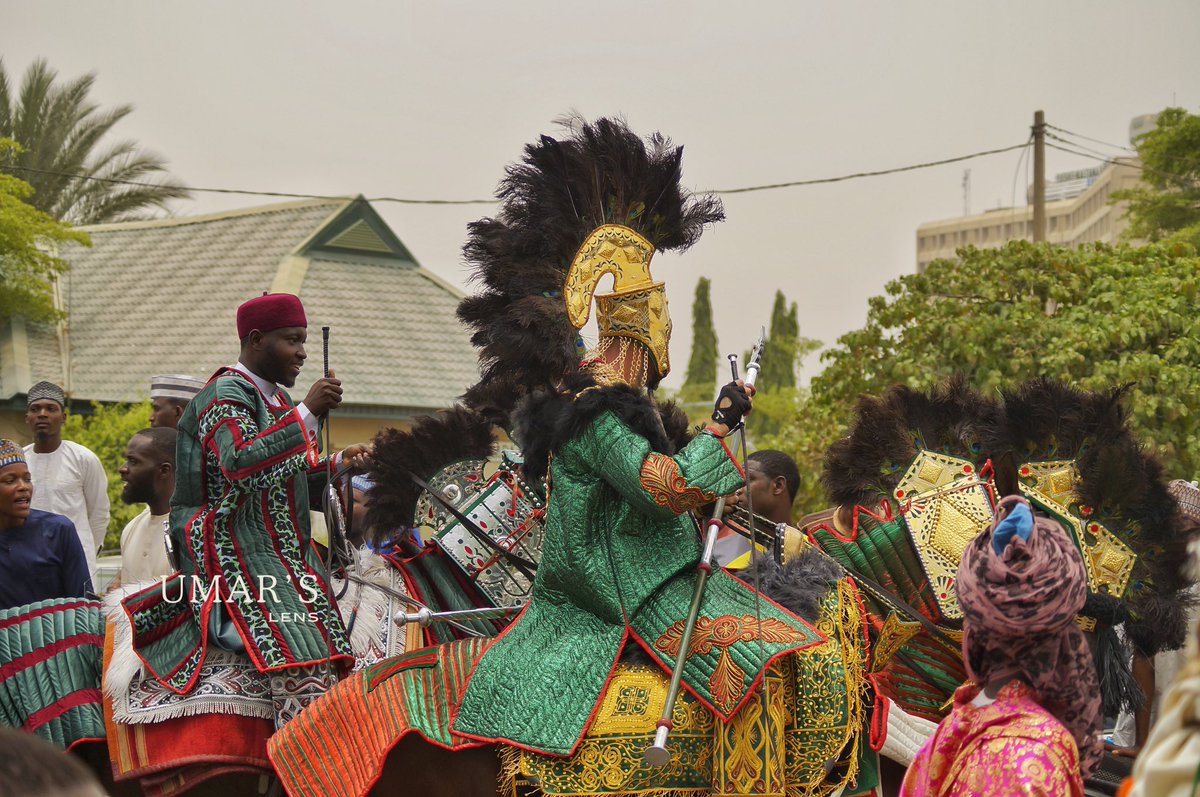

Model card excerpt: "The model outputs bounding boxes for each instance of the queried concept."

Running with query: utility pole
[962,169,971,216]
[1032,110,1046,242]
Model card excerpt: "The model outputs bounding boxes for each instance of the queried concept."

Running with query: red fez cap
[236,293,307,339]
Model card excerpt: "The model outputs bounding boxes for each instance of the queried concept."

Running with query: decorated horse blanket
[0,597,105,749]
[455,406,826,755]
[269,577,872,797]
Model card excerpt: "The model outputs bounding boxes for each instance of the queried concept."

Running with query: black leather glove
[711,381,752,429]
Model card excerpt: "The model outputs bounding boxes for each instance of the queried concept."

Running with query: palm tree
[0,58,190,224]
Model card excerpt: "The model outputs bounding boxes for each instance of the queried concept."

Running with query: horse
[269,551,874,797]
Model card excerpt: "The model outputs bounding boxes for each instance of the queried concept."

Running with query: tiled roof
[5,198,479,413]
[299,257,479,408]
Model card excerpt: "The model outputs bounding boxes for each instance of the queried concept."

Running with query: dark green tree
[0,138,89,322]
[680,277,719,406]
[0,58,190,224]
[757,291,797,392]
[747,290,820,442]
[1112,107,1200,249]
[763,240,1200,514]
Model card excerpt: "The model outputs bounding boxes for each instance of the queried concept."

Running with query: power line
[1043,140,1191,186]
[2,141,1031,206]
[708,143,1029,194]
[0,164,496,205]
[1046,132,1130,163]
[1045,124,1136,154]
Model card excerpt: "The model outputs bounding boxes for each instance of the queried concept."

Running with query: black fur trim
[364,406,496,543]
[744,549,844,623]
[513,378,680,484]
[656,397,698,452]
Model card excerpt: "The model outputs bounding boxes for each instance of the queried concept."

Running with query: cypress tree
[681,277,719,403]
[758,290,799,392]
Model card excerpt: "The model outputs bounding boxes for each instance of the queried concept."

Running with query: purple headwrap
[957,494,1104,776]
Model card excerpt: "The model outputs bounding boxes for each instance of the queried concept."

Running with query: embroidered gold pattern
[515,663,714,796]
[1019,470,1136,598]
[712,663,789,796]
[785,579,869,797]
[640,453,718,515]
[871,613,922,671]
[504,594,865,797]
[897,451,994,621]
[655,616,812,716]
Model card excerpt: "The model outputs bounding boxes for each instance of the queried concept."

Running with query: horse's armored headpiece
[457,116,722,409]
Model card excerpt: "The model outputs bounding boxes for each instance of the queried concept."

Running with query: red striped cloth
[269,637,489,797]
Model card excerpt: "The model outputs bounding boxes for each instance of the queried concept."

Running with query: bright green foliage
[0,138,89,322]
[0,58,189,224]
[679,277,719,407]
[1113,107,1200,250]
[765,240,1200,515]
[63,401,152,550]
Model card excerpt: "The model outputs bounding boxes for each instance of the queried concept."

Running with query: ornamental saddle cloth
[452,410,827,756]
[454,567,825,756]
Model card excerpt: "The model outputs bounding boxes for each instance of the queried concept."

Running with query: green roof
[0,197,479,415]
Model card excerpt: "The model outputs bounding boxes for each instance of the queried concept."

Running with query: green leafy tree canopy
[63,401,152,550]
[0,138,89,322]
[766,240,1200,514]
[1113,107,1200,249]
[0,58,190,224]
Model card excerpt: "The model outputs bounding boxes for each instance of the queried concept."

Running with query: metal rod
[646,333,766,766]
[645,495,725,766]
[395,604,524,628]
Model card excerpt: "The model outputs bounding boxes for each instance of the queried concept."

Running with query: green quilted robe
[123,368,351,692]
[454,407,824,755]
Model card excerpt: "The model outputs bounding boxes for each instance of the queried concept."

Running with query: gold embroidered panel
[870,613,922,672]
[1019,467,1136,598]
[640,453,717,515]
[785,579,868,797]
[713,665,788,796]
[896,451,994,621]
[516,663,713,796]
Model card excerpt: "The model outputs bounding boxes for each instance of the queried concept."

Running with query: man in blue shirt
[0,439,92,610]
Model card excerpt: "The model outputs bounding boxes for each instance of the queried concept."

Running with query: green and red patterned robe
[454,390,825,755]
[123,368,352,693]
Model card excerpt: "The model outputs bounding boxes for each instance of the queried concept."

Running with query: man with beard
[122,292,369,727]
[116,427,177,585]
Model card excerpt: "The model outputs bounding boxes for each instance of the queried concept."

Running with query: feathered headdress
[367,116,721,535]
[819,376,1195,715]
[457,115,724,415]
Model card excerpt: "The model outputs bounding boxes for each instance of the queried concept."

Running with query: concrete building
[915,157,1143,272]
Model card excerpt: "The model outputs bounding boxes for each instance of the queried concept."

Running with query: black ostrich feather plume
[457,115,724,419]
[822,377,1002,508]
[996,380,1196,654]
[364,407,496,543]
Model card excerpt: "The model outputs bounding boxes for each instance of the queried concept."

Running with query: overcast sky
[5,1,1198,390]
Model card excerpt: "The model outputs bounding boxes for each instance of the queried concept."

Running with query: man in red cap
[123,292,368,727]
